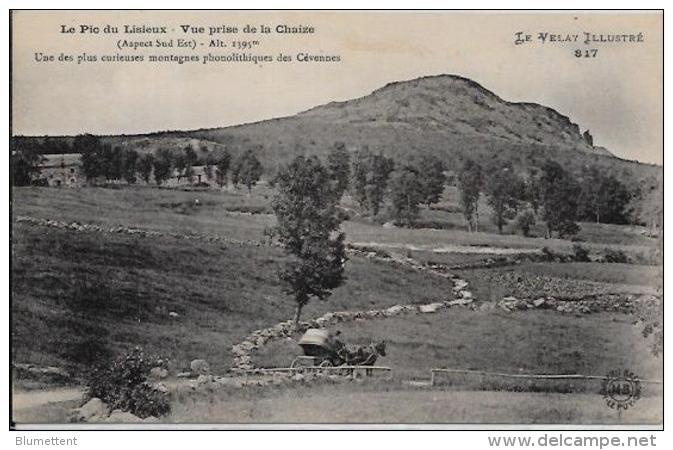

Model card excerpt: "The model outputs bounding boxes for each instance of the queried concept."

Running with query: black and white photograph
[8,9,664,431]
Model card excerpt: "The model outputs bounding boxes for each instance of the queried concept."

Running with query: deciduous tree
[388,165,424,227]
[351,147,394,216]
[458,159,483,232]
[415,154,446,206]
[484,162,524,233]
[578,167,630,224]
[232,149,263,193]
[75,134,104,182]
[137,153,154,184]
[11,138,44,186]
[538,160,581,238]
[153,148,173,185]
[326,142,351,200]
[215,151,232,188]
[270,155,347,326]
[121,149,139,184]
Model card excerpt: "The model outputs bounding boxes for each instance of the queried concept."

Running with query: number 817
[575,49,598,58]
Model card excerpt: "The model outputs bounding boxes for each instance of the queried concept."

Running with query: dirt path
[12,387,84,411]
[351,241,541,255]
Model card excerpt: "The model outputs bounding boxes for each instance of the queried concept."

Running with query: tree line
[11,134,263,191]
[455,158,635,238]
[11,135,656,232]
[77,135,263,191]
[321,143,638,237]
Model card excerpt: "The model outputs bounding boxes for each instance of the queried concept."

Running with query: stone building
[39,154,82,187]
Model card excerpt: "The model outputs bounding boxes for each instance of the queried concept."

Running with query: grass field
[11,220,455,378]
[10,185,662,425]
[13,186,659,257]
[12,186,662,375]
[168,383,662,424]
[254,308,662,382]
[455,262,660,302]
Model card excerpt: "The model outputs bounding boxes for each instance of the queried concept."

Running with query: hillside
[16,74,662,182]
[158,74,659,180]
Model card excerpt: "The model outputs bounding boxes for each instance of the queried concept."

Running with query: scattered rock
[142,416,160,423]
[479,302,496,311]
[168,311,179,318]
[75,398,109,422]
[190,359,210,375]
[105,410,144,423]
[533,298,546,307]
[152,382,169,393]
[196,374,214,384]
[384,305,404,316]
[419,303,443,313]
[453,279,469,291]
[149,367,168,380]
[446,298,473,306]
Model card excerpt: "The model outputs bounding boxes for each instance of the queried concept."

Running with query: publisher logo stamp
[601,369,641,410]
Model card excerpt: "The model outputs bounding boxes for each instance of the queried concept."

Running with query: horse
[338,340,386,376]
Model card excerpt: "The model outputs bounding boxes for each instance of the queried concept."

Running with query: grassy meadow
[253,308,662,382]
[168,383,662,424]
[12,220,457,378]
[10,183,662,424]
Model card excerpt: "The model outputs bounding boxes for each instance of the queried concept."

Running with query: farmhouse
[39,154,82,187]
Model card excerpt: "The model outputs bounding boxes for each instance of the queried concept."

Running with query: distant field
[13,186,658,258]
[455,262,660,302]
[12,186,276,242]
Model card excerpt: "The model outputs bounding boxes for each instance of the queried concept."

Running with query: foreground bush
[85,347,170,418]
[572,244,590,262]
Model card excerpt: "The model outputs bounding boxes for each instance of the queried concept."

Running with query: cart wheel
[319,360,333,368]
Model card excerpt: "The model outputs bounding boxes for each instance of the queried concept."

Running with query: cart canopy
[298,328,330,348]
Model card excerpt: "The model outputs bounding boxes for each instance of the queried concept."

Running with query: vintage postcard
[9,10,663,429]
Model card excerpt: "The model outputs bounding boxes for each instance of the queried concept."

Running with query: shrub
[557,220,580,238]
[411,220,459,230]
[603,248,629,264]
[541,246,555,261]
[515,209,536,237]
[85,347,170,418]
[572,244,590,262]
[335,207,353,221]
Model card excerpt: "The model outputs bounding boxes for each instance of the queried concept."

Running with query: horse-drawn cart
[291,329,337,369]
[291,328,387,374]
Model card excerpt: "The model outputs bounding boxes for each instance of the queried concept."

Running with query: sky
[11,11,663,165]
